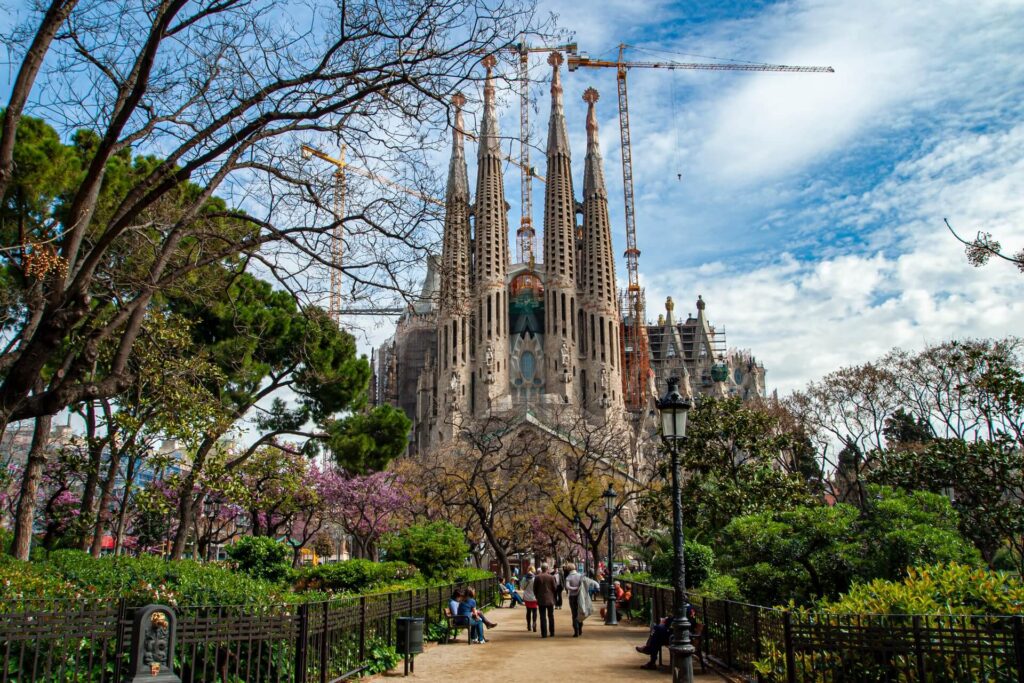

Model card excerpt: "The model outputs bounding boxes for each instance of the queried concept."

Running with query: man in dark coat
[532,563,558,637]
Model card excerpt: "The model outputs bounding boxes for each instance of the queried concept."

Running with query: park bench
[656,622,706,674]
[497,584,517,608]
[442,607,474,644]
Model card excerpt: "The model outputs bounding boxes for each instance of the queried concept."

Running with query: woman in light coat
[519,566,538,632]
[574,573,601,636]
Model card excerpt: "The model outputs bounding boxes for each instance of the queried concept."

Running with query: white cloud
[645,123,1024,394]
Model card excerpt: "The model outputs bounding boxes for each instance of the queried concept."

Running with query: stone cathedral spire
[542,51,580,403]
[580,88,623,414]
[437,93,473,431]
[472,55,511,412]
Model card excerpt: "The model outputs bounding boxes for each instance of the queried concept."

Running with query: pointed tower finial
[546,51,569,156]
[583,87,600,141]
[582,88,606,199]
[479,55,500,158]
[451,92,466,142]
[446,92,469,200]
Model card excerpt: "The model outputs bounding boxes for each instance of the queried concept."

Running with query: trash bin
[395,617,424,655]
[396,616,424,677]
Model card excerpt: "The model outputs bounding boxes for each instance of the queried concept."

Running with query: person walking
[573,567,601,637]
[532,563,558,638]
[553,565,563,609]
[520,566,538,631]
[563,563,583,636]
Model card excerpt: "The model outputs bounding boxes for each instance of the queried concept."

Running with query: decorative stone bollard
[125,604,181,682]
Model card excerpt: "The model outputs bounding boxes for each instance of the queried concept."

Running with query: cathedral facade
[371,52,766,454]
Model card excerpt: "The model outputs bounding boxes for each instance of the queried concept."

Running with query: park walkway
[372,604,724,682]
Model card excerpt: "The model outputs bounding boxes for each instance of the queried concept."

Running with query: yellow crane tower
[567,44,833,411]
[300,144,443,321]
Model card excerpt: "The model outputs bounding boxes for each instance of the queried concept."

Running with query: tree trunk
[10,414,52,559]
[171,439,217,559]
[89,444,122,556]
[112,454,137,556]
[77,401,102,551]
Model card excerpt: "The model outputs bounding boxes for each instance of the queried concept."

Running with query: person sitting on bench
[635,604,698,670]
[502,577,525,607]
[635,615,672,669]
[449,589,471,628]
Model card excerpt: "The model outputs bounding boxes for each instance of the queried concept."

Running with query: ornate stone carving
[127,604,180,682]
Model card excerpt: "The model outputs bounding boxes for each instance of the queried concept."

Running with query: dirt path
[371,603,723,682]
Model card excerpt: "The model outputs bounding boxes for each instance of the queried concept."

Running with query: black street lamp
[602,482,618,626]
[572,513,584,574]
[656,377,695,683]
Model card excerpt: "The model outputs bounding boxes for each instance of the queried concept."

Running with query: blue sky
[494,0,1024,393]
[3,0,1023,398]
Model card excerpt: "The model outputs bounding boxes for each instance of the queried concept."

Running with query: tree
[330,470,410,560]
[669,396,813,539]
[718,486,980,605]
[534,405,651,575]
[0,0,536,431]
[946,218,1024,275]
[381,520,467,578]
[872,438,1024,573]
[163,271,392,559]
[414,412,551,580]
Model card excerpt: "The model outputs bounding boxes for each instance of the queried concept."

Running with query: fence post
[753,606,762,683]
[783,610,796,683]
[320,601,329,683]
[702,597,709,659]
[294,603,309,683]
[912,615,926,682]
[388,593,394,644]
[1013,614,1024,683]
[724,600,734,669]
[358,596,367,662]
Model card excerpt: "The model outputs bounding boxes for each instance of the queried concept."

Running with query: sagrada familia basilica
[371,54,766,453]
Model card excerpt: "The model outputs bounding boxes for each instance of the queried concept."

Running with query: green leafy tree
[872,438,1024,572]
[665,397,813,539]
[324,405,411,475]
[719,486,980,605]
[164,272,396,559]
[649,538,715,589]
[225,536,292,584]
[380,520,468,579]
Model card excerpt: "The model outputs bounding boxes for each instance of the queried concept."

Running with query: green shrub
[44,549,294,605]
[651,539,714,588]
[822,562,1024,616]
[295,559,418,593]
[443,567,494,584]
[380,521,468,579]
[697,573,743,601]
[225,536,292,583]
[754,564,1024,682]
[362,638,400,675]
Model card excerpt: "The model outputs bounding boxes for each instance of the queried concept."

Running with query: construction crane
[300,144,443,322]
[568,44,833,411]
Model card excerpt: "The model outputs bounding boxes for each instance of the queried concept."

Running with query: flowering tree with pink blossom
[331,471,410,560]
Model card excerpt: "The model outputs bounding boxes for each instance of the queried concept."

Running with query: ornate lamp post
[602,482,618,626]
[656,377,694,683]
[572,513,584,574]
[203,498,219,562]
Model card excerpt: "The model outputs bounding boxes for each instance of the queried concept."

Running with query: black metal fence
[630,581,1024,683]
[0,577,497,682]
